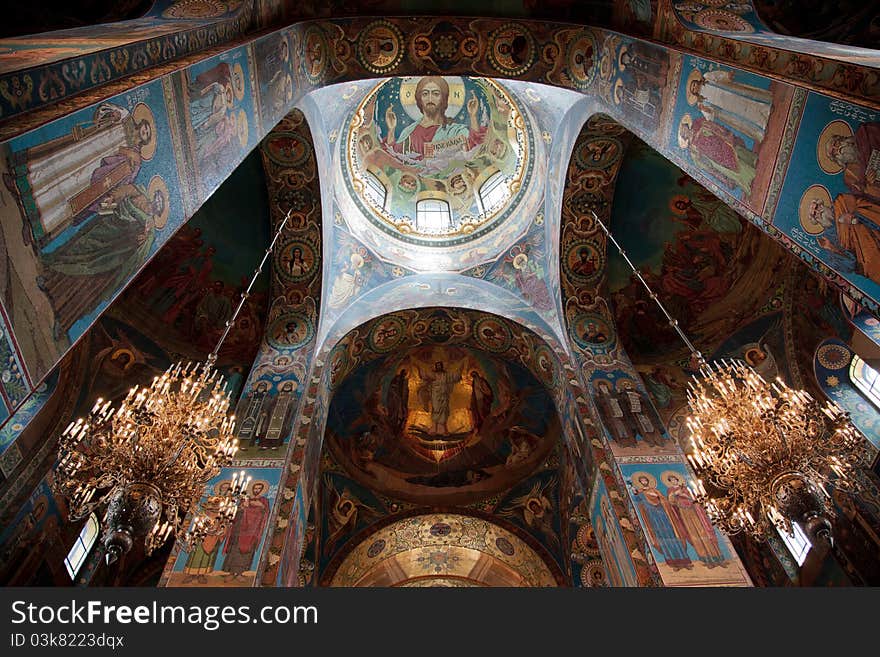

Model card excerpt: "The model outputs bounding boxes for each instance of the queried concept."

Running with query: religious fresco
[0,15,877,435]
[114,147,270,367]
[0,372,57,458]
[229,107,322,464]
[671,0,768,35]
[163,466,281,587]
[589,474,639,586]
[668,55,794,209]
[0,77,182,389]
[814,338,880,451]
[319,76,561,286]
[599,34,675,136]
[325,345,559,506]
[0,474,72,585]
[325,512,562,587]
[0,0,257,123]
[774,94,880,309]
[253,30,295,133]
[177,48,257,200]
[619,460,751,586]
[606,139,792,431]
[589,370,672,456]
[495,470,563,563]
[566,455,609,588]
[344,76,532,246]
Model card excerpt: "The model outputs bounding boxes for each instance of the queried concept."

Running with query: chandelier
[53,212,290,564]
[594,212,868,545]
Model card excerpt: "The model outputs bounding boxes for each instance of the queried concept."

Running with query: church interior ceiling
[0,1,879,588]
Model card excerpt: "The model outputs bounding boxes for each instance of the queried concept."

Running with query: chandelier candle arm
[53,210,293,564]
[591,210,868,546]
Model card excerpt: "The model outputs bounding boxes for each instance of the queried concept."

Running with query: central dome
[342,76,534,248]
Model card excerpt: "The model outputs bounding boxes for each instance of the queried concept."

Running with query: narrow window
[776,521,812,567]
[477,171,507,214]
[64,513,99,580]
[416,199,452,234]
[364,172,386,208]
[850,354,880,409]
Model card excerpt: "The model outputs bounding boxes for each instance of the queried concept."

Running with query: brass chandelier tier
[685,359,865,542]
[54,362,244,562]
[595,211,868,545]
[53,212,290,564]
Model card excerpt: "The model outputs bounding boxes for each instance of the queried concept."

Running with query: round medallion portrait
[344,76,533,247]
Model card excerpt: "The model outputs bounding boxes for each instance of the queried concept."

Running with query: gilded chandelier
[595,212,868,545]
[53,212,290,564]
[684,359,865,542]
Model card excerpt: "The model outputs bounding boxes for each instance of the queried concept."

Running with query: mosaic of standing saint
[344,76,533,246]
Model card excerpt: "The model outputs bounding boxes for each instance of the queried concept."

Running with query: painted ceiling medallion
[343,76,533,247]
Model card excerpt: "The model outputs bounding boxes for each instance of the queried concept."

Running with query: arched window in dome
[850,355,880,410]
[477,171,507,215]
[416,199,452,234]
[64,513,99,580]
[363,172,387,209]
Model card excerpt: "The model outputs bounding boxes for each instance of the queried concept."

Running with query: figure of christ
[383,77,486,160]
[415,360,463,435]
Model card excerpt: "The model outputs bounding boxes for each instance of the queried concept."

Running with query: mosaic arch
[325,512,563,587]
[557,115,751,587]
[2,16,880,433]
[0,16,877,588]
[260,306,606,586]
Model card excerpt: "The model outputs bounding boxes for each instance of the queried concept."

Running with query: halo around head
[630,471,657,490]
[677,113,693,149]
[798,184,832,235]
[685,68,704,105]
[132,103,157,161]
[398,76,466,121]
[660,470,687,489]
[817,120,854,175]
[147,175,170,229]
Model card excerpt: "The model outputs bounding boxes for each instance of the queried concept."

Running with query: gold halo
[212,479,233,495]
[132,103,157,161]
[512,253,528,269]
[249,479,270,496]
[232,62,246,101]
[669,193,690,215]
[592,377,613,393]
[147,175,170,229]
[630,471,657,490]
[744,346,765,365]
[677,113,693,149]
[612,77,623,106]
[798,184,832,235]
[398,75,466,121]
[816,119,854,175]
[224,83,235,109]
[350,253,365,268]
[660,470,686,489]
[237,109,249,148]
[617,45,629,71]
[685,68,704,105]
